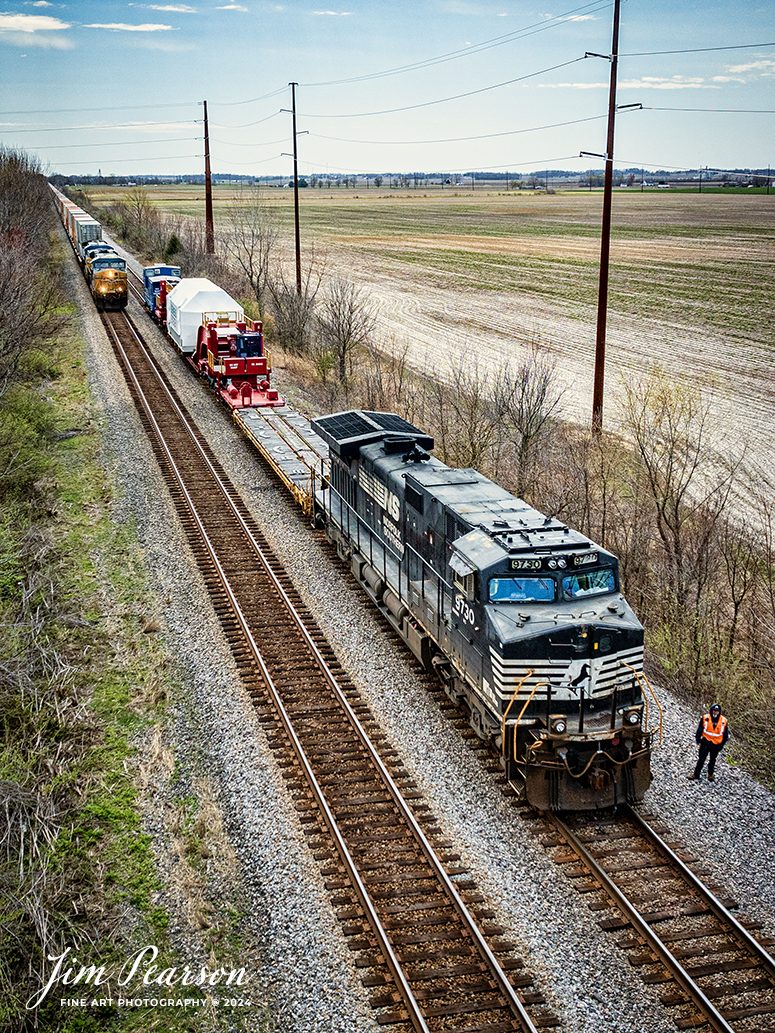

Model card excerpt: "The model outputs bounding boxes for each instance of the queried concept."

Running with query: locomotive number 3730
[453,595,475,625]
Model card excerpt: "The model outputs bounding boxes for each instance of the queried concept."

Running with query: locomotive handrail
[500,669,535,742]
[621,662,663,746]
[510,682,550,763]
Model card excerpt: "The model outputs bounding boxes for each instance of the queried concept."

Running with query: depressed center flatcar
[164,277,284,410]
[310,410,658,811]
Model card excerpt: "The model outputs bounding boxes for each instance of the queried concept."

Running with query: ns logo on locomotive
[311,410,659,811]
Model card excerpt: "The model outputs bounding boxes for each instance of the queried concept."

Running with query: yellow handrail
[511,682,550,760]
[621,661,663,747]
[501,669,535,745]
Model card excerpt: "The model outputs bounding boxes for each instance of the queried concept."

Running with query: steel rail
[549,811,762,1033]
[105,311,541,1033]
[103,312,431,1033]
[625,806,775,977]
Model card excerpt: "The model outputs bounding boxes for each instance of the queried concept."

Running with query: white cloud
[535,76,719,91]
[726,58,775,74]
[0,11,72,44]
[27,1,54,6]
[312,9,351,13]
[129,3,197,10]
[216,3,247,7]
[0,12,69,30]
[84,22,176,30]
[622,76,719,90]
[536,81,608,89]
[715,57,775,83]
[563,14,596,20]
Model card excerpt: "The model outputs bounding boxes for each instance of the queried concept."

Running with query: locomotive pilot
[689,703,729,782]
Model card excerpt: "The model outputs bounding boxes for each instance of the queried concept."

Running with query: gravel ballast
[75,236,775,1033]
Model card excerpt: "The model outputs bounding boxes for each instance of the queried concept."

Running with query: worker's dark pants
[693,739,722,778]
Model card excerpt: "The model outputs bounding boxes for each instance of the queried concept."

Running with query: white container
[166,278,244,355]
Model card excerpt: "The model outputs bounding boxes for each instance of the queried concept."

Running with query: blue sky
[1,0,773,178]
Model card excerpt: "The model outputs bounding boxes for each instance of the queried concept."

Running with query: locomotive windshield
[489,577,556,602]
[489,567,617,603]
[93,258,126,271]
[562,568,617,599]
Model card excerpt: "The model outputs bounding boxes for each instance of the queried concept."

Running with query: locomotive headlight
[625,708,641,726]
[550,717,567,735]
[557,558,567,569]
[548,559,557,569]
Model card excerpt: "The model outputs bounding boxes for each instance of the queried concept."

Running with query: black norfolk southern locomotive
[311,410,656,811]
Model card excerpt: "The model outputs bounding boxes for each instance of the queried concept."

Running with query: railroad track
[100,307,558,1033]
[542,806,775,1032]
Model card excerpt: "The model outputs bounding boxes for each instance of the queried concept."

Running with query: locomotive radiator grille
[490,646,644,704]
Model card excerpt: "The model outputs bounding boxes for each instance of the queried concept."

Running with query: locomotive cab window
[450,553,477,601]
[489,576,556,603]
[453,570,476,601]
[562,568,617,599]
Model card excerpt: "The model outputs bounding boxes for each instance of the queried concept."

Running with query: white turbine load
[166,278,244,355]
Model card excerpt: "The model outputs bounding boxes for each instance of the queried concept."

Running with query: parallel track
[101,307,557,1033]
[545,806,775,1032]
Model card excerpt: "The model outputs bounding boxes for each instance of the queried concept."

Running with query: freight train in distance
[50,185,128,311]
[50,185,661,811]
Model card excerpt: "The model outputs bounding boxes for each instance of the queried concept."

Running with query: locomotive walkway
[101,307,557,1033]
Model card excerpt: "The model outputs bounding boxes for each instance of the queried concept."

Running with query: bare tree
[360,338,411,414]
[621,370,738,611]
[223,187,278,317]
[124,187,153,233]
[493,342,565,498]
[266,250,325,355]
[317,277,377,386]
[0,151,63,398]
[426,356,500,472]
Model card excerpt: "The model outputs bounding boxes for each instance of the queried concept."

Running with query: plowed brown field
[102,185,775,459]
[289,191,775,460]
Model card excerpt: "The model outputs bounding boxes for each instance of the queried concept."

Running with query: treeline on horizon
[48,167,774,189]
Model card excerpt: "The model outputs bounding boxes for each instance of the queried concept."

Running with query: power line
[1,89,286,119]
[644,106,775,113]
[300,56,587,119]
[301,0,612,87]
[25,137,201,151]
[214,154,291,167]
[0,120,199,134]
[212,136,289,149]
[50,154,201,167]
[210,112,283,131]
[623,41,775,56]
[309,113,613,147]
[2,103,200,117]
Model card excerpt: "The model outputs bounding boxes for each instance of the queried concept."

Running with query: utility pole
[280,86,310,292]
[290,82,302,294]
[203,100,214,254]
[591,0,621,433]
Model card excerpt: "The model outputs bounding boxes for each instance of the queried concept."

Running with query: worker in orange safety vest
[688,703,729,782]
